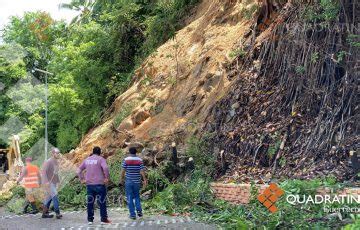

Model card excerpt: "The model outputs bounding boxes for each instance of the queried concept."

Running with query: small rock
[132,110,151,127]
[198,79,205,86]
[231,102,240,110]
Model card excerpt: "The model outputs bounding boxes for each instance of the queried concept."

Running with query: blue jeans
[43,183,60,214]
[86,185,108,222]
[125,180,142,217]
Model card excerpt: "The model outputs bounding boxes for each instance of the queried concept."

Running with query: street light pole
[33,68,53,161]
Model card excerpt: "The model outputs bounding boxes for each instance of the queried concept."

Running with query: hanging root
[206,0,359,181]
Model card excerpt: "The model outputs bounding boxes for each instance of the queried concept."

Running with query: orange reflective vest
[23,164,40,188]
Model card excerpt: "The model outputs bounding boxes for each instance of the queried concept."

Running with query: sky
[0,0,78,32]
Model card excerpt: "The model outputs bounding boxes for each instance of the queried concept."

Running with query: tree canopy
[0,0,199,153]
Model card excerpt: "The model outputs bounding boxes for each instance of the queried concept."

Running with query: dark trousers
[86,184,108,222]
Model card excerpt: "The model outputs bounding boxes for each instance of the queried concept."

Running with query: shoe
[41,205,54,218]
[29,210,39,215]
[41,213,54,218]
[101,219,112,224]
[130,216,136,220]
[137,212,143,218]
[88,221,93,225]
[56,214,63,219]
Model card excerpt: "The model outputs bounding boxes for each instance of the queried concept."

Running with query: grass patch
[113,102,136,128]
[229,48,246,59]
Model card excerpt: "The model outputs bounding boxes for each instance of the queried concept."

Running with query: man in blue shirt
[120,147,147,219]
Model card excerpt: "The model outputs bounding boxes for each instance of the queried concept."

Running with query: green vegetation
[113,102,136,128]
[140,76,152,86]
[229,48,246,59]
[0,186,25,208]
[347,34,360,48]
[344,215,360,229]
[185,136,215,175]
[1,136,358,229]
[145,169,212,214]
[310,52,319,63]
[241,2,260,20]
[108,150,125,184]
[140,137,358,229]
[336,51,347,63]
[150,100,165,116]
[295,65,306,75]
[6,197,26,214]
[0,186,26,213]
[146,166,170,194]
[304,0,340,23]
[147,176,358,229]
[167,76,177,86]
[0,0,200,153]
[58,178,87,210]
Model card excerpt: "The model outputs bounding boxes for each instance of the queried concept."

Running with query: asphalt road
[0,207,216,230]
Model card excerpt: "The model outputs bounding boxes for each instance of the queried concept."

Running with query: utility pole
[33,68,53,161]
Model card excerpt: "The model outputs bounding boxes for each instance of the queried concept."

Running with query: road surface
[0,207,216,230]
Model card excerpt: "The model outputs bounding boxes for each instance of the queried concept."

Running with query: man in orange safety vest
[17,157,42,214]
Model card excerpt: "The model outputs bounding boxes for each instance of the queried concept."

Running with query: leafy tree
[0,0,200,153]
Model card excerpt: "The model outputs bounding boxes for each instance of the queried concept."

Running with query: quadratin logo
[257,183,285,213]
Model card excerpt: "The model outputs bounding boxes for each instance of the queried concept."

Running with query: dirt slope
[67,0,256,164]
[67,0,358,183]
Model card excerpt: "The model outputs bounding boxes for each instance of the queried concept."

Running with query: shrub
[10,185,25,197]
[58,178,87,210]
[0,191,13,207]
[229,48,246,59]
[344,214,360,230]
[108,150,125,185]
[145,169,212,214]
[185,137,216,176]
[6,197,26,214]
[142,0,200,56]
[146,166,170,195]
[304,0,340,23]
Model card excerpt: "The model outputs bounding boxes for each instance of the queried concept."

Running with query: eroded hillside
[67,0,255,163]
[67,0,359,182]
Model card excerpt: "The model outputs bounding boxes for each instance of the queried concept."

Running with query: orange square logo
[257,183,284,213]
